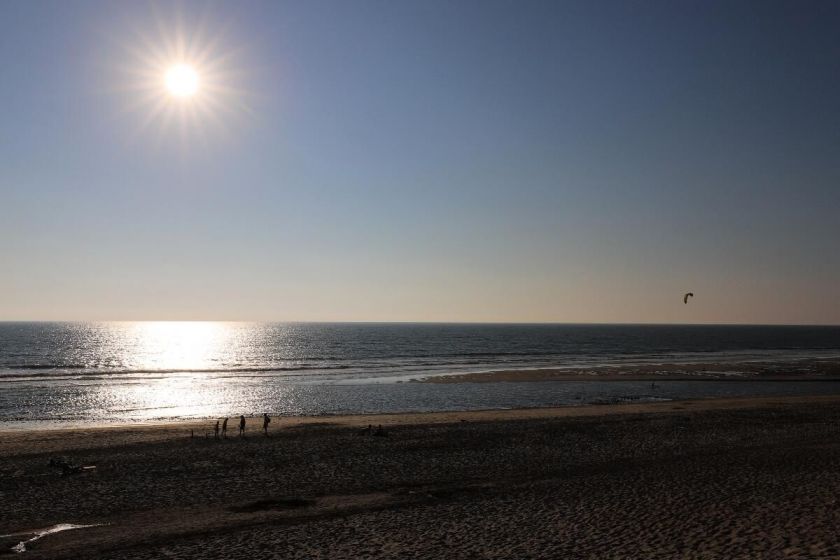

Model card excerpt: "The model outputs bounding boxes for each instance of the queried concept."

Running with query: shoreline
[3,392,840,450]
[5,381,840,433]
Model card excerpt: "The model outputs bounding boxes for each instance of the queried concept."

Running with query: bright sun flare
[117,12,246,140]
[165,64,199,97]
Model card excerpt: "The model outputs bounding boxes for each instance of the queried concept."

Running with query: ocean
[1,322,839,427]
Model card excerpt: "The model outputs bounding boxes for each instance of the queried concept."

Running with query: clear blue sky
[2,0,839,323]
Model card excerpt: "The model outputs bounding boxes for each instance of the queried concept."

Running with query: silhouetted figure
[358,424,373,436]
[221,417,228,439]
[374,424,388,437]
[263,413,271,436]
[214,420,220,439]
[239,415,246,437]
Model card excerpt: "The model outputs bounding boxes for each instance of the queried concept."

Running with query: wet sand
[422,358,840,383]
[3,395,840,559]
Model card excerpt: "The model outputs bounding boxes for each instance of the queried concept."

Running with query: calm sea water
[1,322,839,427]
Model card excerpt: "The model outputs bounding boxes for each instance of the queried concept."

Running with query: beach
[5,0,840,556]
[3,395,840,558]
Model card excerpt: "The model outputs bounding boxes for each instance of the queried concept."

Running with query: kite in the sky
[683,292,694,304]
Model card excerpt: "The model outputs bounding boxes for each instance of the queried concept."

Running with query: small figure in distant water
[214,420,220,439]
[239,415,246,437]
[221,417,228,439]
[263,413,271,436]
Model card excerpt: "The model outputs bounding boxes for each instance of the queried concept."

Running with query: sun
[165,64,199,98]
[112,7,249,143]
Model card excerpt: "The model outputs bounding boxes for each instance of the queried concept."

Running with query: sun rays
[111,6,251,146]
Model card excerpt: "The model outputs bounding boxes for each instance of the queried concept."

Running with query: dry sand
[3,395,840,559]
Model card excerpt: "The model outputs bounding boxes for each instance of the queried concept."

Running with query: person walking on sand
[221,417,228,439]
[214,420,220,439]
[239,415,246,437]
[263,413,271,436]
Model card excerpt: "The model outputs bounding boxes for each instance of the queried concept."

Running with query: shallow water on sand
[4,378,840,429]
[1,523,103,553]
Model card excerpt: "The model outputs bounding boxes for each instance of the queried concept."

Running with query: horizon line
[0,320,839,328]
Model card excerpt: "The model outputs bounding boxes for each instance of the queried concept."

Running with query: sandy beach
[5,0,840,556]
[3,395,840,559]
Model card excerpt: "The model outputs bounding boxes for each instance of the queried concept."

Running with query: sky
[1,0,839,324]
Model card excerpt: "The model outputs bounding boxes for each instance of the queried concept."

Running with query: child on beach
[263,413,271,436]
[221,417,228,438]
[214,421,220,439]
[239,415,246,437]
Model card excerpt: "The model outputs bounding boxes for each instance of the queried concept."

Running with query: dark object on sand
[358,424,373,436]
[48,457,96,477]
[373,424,389,437]
[684,292,694,304]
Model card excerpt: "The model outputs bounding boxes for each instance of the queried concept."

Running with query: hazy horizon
[3,0,839,324]
[1,319,838,328]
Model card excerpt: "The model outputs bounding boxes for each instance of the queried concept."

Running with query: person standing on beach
[214,420,220,439]
[239,415,246,437]
[263,413,271,436]
[221,417,228,439]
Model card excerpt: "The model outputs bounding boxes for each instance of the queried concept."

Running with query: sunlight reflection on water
[127,321,235,372]
[2,322,840,426]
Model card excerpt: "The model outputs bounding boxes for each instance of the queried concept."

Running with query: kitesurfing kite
[683,292,694,304]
